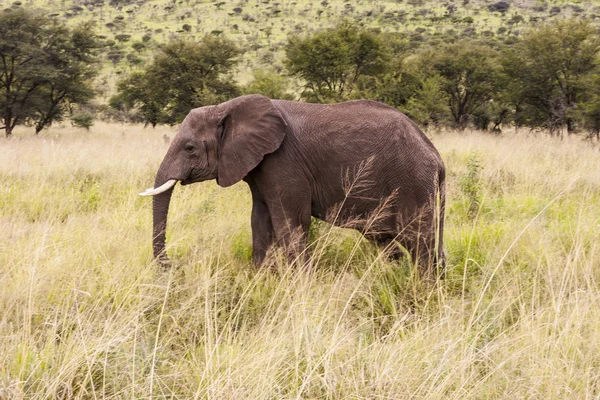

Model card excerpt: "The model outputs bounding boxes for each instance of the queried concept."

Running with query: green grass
[1,123,600,398]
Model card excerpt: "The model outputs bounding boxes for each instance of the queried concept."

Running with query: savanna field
[1,123,599,398]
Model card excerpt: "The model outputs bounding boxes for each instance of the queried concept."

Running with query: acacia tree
[503,20,600,134]
[432,40,502,129]
[32,22,99,134]
[0,10,48,137]
[111,36,240,126]
[285,23,390,102]
[243,70,294,100]
[0,10,98,137]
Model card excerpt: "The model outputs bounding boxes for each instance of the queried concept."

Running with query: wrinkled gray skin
[150,95,446,273]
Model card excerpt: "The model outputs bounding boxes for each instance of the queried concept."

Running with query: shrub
[71,110,95,130]
[459,153,483,219]
[488,1,510,13]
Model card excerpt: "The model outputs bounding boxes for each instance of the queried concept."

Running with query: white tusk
[138,179,177,197]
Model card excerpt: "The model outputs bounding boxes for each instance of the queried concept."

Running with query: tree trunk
[4,115,12,138]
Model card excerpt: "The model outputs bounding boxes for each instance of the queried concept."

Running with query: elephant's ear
[216,95,287,187]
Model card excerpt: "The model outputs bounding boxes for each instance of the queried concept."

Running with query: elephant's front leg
[269,201,311,264]
[249,175,311,265]
[250,198,274,266]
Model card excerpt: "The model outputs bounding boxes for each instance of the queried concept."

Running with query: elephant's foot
[155,253,172,269]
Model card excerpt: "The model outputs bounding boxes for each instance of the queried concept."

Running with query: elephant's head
[139,94,287,263]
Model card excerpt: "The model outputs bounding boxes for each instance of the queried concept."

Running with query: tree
[285,23,390,102]
[403,76,450,128]
[0,10,46,136]
[107,50,124,66]
[111,36,240,126]
[502,20,600,134]
[576,74,600,140]
[70,108,95,130]
[31,22,99,134]
[432,40,502,129]
[0,10,98,137]
[243,70,294,100]
[111,71,162,127]
[131,41,146,52]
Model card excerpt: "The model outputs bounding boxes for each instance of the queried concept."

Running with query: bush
[459,153,483,219]
[71,110,95,130]
[115,34,131,42]
[243,70,294,100]
[488,1,510,13]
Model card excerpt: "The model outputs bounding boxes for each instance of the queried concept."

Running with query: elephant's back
[272,99,442,210]
[273,99,443,169]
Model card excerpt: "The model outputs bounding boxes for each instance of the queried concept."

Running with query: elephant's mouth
[180,170,198,185]
[181,168,215,185]
[181,176,204,185]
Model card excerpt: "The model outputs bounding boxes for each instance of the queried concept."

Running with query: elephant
[140,94,446,273]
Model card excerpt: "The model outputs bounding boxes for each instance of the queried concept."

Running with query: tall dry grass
[1,123,599,399]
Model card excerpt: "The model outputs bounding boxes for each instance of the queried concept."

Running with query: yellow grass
[1,122,600,398]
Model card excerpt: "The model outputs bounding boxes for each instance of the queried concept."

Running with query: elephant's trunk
[151,170,175,263]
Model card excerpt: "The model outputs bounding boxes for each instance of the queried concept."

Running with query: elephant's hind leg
[390,200,443,277]
[401,217,441,277]
[366,233,407,260]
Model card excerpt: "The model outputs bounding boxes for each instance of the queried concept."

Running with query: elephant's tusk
[138,179,177,196]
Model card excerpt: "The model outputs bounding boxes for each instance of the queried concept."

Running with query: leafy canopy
[432,40,502,129]
[0,9,99,137]
[111,36,240,126]
[242,70,294,100]
[502,20,600,133]
[285,22,390,103]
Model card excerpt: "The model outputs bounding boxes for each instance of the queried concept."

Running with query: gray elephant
[140,95,446,273]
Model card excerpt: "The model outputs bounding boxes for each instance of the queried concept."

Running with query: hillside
[7,0,600,91]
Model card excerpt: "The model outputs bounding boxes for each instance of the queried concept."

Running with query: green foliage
[6,2,600,137]
[131,41,146,52]
[114,33,131,42]
[285,22,390,102]
[70,110,95,130]
[231,230,252,262]
[126,52,144,67]
[242,70,294,100]
[0,9,99,137]
[470,100,510,132]
[111,36,240,126]
[502,19,600,134]
[107,50,124,66]
[432,40,502,129]
[577,75,600,139]
[403,76,450,127]
[459,153,483,219]
[488,1,510,14]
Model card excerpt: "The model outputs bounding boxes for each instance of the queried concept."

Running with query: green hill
[7,0,599,90]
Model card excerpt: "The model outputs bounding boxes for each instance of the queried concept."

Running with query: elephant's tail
[436,167,447,274]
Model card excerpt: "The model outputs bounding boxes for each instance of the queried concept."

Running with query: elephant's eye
[184,143,195,153]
